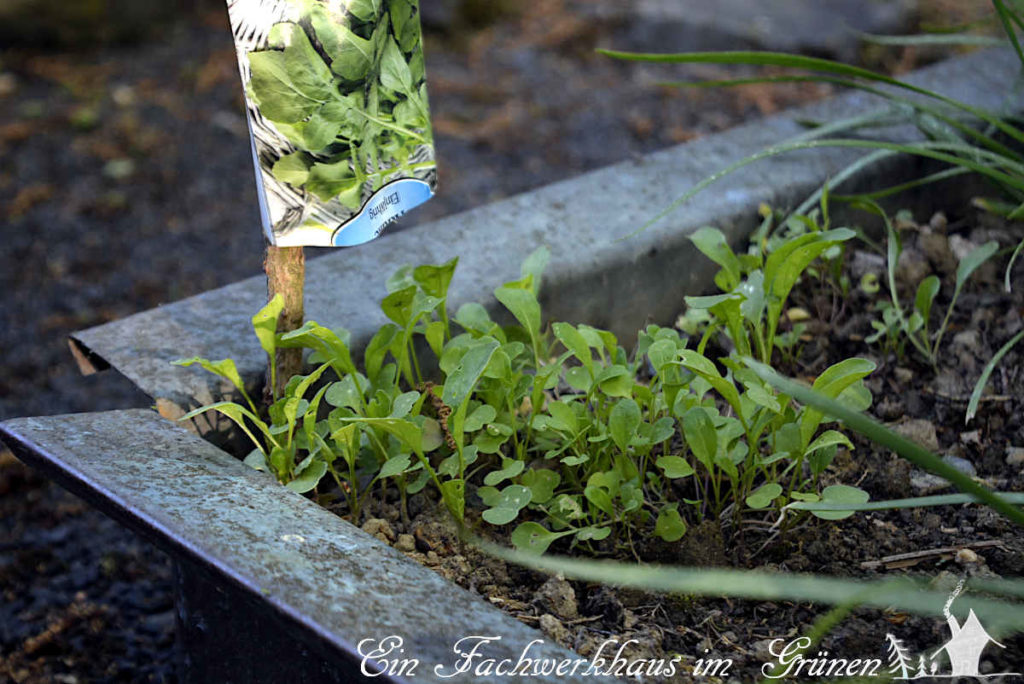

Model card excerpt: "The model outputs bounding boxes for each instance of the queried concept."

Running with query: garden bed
[4,46,1024,683]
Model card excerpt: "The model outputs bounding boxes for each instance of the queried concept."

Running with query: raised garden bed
[3,48,1023,682]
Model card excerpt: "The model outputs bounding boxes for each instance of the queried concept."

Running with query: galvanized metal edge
[0,409,615,684]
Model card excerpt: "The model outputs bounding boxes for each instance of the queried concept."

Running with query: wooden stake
[264,245,305,401]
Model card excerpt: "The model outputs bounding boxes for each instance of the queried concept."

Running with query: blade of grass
[787,492,1024,513]
[599,49,1024,146]
[966,329,1024,423]
[1006,238,1024,292]
[620,137,1024,239]
[479,541,1024,633]
[855,31,1007,47]
[741,357,1024,527]
[993,0,1024,66]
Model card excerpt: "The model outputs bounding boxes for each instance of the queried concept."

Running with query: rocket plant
[177,229,878,555]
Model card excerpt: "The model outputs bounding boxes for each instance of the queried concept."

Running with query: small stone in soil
[361,518,396,543]
[893,419,940,453]
[538,614,571,645]
[911,472,950,495]
[942,454,977,477]
[534,576,578,620]
[394,534,416,553]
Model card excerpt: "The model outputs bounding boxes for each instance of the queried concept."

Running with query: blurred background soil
[0,0,994,681]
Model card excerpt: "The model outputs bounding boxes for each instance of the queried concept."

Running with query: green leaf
[689,226,741,289]
[800,357,876,446]
[553,322,593,373]
[576,526,611,542]
[657,455,695,479]
[595,365,633,398]
[812,484,870,520]
[172,357,247,396]
[608,398,641,452]
[521,469,561,504]
[682,407,717,471]
[180,401,272,454]
[805,430,854,454]
[679,350,743,417]
[746,482,784,509]
[271,152,311,186]
[743,356,1024,527]
[379,454,412,479]
[481,485,532,525]
[413,258,458,299]
[483,457,525,487]
[334,417,422,454]
[325,374,366,410]
[252,295,285,362]
[249,24,333,123]
[347,0,383,22]
[380,36,415,94]
[463,404,497,432]
[520,246,551,295]
[279,321,356,376]
[914,275,940,325]
[956,240,1000,292]
[389,391,421,419]
[584,485,616,516]
[442,338,500,408]
[311,8,376,81]
[306,159,363,206]
[494,284,542,343]
[545,401,578,434]
[440,479,465,521]
[654,505,687,542]
[510,522,570,555]
[286,458,327,493]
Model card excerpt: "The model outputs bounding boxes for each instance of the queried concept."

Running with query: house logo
[885,578,1018,680]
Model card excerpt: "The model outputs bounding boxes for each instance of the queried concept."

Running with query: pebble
[942,454,977,477]
[538,614,571,644]
[911,472,949,495]
[893,419,940,453]
[952,330,981,355]
[1007,446,1024,466]
[534,576,578,620]
[361,518,396,543]
[394,534,416,553]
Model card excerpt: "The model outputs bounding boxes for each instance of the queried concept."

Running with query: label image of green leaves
[248,0,433,208]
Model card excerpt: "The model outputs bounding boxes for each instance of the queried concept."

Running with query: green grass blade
[741,357,1024,527]
[624,137,1024,239]
[600,48,1024,145]
[831,167,971,203]
[966,329,1024,423]
[480,542,1024,633]
[855,31,1007,47]
[1006,237,1024,292]
[787,492,1024,513]
[993,0,1024,66]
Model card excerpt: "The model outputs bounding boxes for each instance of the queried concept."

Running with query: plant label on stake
[225,0,437,248]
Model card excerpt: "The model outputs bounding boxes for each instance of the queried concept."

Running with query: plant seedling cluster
[178,225,875,555]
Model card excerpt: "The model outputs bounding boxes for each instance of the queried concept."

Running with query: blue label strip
[332,179,435,247]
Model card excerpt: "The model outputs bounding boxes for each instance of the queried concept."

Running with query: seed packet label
[226,0,437,247]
